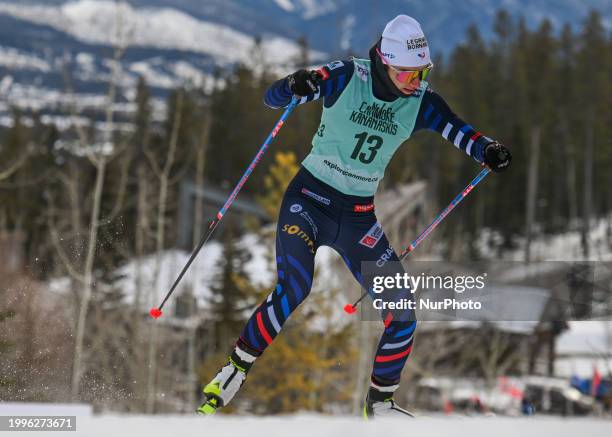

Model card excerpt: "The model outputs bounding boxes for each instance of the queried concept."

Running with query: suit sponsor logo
[376,246,394,267]
[316,67,329,81]
[355,63,369,82]
[354,203,375,213]
[299,211,318,239]
[290,203,303,213]
[359,222,383,248]
[326,60,344,70]
[301,187,331,205]
[282,224,315,254]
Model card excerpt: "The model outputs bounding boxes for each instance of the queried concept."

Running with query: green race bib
[302,59,426,196]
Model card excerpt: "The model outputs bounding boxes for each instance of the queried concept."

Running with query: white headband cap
[380,15,431,68]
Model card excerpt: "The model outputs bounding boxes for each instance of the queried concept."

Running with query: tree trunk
[352,321,373,414]
[423,141,440,255]
[67,1,126,401]
[559,110,578,226]
[134,164,148,309]
[581,107,594,258]
[71,156,107,399]
[192,104,211,247]
[146,90,184,413]
[524,126,541,263]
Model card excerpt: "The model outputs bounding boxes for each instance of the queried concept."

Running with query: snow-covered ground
[11,414,611,437]
[3,403,610,437]
[110,233,326,309]
[497,218,612,262]
[555,320,612,378]
[49,232,352,329]
[558,321,612,356]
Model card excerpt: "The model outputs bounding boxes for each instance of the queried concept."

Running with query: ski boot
[197,343,258,415]
[363,383,414,419]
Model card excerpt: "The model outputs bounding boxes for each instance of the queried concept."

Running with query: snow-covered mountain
[98,0,612,55]
[0,0,323,129]
[0,1,317,65]
[0,0,610,129]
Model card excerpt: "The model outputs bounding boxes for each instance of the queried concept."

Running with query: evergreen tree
[575,11,608,255]
[554,24,580,228]
[208,221,257,350]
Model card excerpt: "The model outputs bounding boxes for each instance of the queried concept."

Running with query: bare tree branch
[144,147,162,178]
[46,192,87,284]
[0,147,29,181]
[99,144,131,225]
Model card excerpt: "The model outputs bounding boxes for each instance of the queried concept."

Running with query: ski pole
[344,165,491,314]
[150,96,300,319]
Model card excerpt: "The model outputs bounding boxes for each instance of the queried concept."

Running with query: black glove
[483,141,512,172]
[287,69,321,96]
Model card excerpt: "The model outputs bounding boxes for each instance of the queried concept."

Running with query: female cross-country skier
[198,15,511,418]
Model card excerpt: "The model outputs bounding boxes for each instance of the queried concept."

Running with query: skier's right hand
[483,141,512,172]
[287,69,321,96]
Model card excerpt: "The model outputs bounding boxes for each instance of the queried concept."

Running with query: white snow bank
[556,356,612,379]
[111,234,342,305]
[557,321,612,355]
[555,320,612,378]
[48,227,356,326]
[88,232,352,329]
[500,218,612,262]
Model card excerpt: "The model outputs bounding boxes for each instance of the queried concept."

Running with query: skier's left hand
[483,141,512,172]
